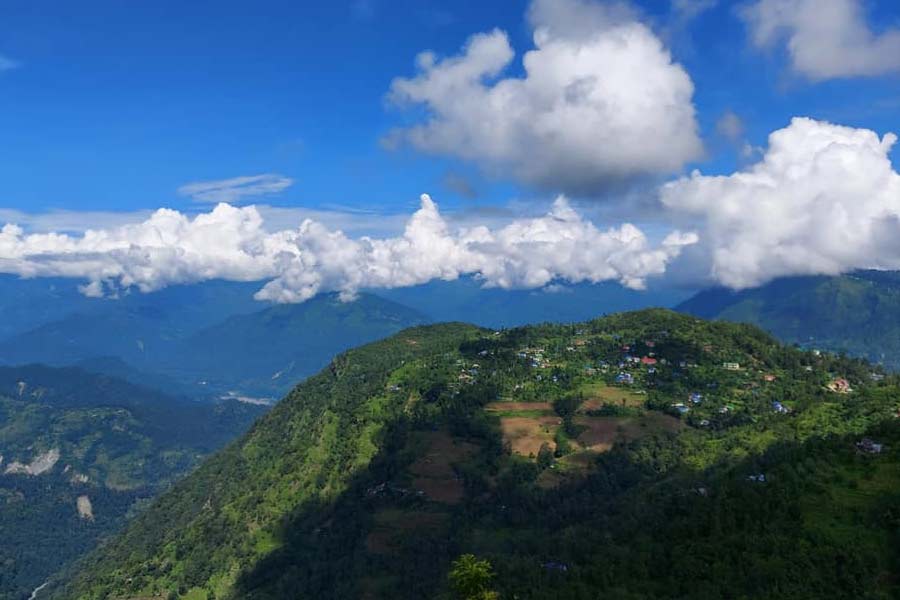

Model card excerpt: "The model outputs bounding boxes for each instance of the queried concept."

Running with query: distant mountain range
[677,270,900,369]
[0,364,266,599]
[0,279,428,398]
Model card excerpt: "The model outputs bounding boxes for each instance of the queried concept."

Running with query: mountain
[677,270,900,369]
[0,365,267,600]
[48,310,900,599]
[0,290,428,399]
[0,276,98,341]
[376,277,691,328]
[0,280,264,373]
[169,293,430,397]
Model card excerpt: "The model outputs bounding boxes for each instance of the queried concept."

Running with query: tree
[537,442,554,470]
[449,554,499,600]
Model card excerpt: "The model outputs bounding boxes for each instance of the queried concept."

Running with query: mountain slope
[677,270,900,369]
[0,291,429,399]
[49,310,900,599]
[376,277,690,328]
[170,293,430,397]
[0,366,266,600]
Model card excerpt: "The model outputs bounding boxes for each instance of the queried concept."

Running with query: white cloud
[386,0,703,195]
[0,54,19,71]
[177,174,294,204]
[716,110,745,142]
[741,0,900,80]
[0,195,696,303]
[661,117,900,288]
[671,0,717,22]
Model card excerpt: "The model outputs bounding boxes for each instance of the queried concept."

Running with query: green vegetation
[0,366,265,600]
[678,270,900,370]
[47,310,900,599]
[449,555,499,600]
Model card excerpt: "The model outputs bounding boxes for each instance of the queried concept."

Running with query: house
[641,356,657,366]
[827,378,852,394]
[772,401,789,414]
[699,419,710,427]
[672,402,690,415]
[747,473,766,483]
[615,372,634,385]
[689,392,703,404]
[856,438,884,454]
[722,362,741,371]
[763,374,777,382]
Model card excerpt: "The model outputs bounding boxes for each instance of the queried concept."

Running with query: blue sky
[1,0,896,216]
[0,0,899,302]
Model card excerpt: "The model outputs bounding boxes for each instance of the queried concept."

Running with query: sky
[1,0,899,302]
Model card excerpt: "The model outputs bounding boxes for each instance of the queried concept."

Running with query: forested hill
[50,310,900,599]
[0,366,266,600]
[677,270,900,369]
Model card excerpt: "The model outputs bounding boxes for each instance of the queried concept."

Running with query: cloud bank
[741,0,900,80]
[662,117,900,288]
[386,0,702,195]
[177,174,294,204]
[0,195,697,303]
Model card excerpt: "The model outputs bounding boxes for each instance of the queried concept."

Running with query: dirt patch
[408,431,477,504]
[579,383,645,411]
[575,411,684,451]
[500,416,560,457]
[574,417,620,451]
[76,495,94,521]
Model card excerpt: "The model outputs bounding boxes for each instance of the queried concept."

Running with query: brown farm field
[499,416,561,456]
[575,412,683,451]
[407,431,477,504]
[578,382,646,411]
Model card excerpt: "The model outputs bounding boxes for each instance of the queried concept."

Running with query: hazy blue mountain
[376,277,690,327]
[677,270,900,369]
[0,279,264,369]
[171,292,430,397]
[0,275,97,340]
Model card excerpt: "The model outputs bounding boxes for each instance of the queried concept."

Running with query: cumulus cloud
[177,174,294,204]
[0,195,697,303]
[741,0,900,80]
[385,0,702,195]
[661,117,900,288]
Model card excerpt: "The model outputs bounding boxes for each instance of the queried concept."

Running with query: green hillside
[677,271,900,369]
[49,310,900,599]
[0,366,266,600]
